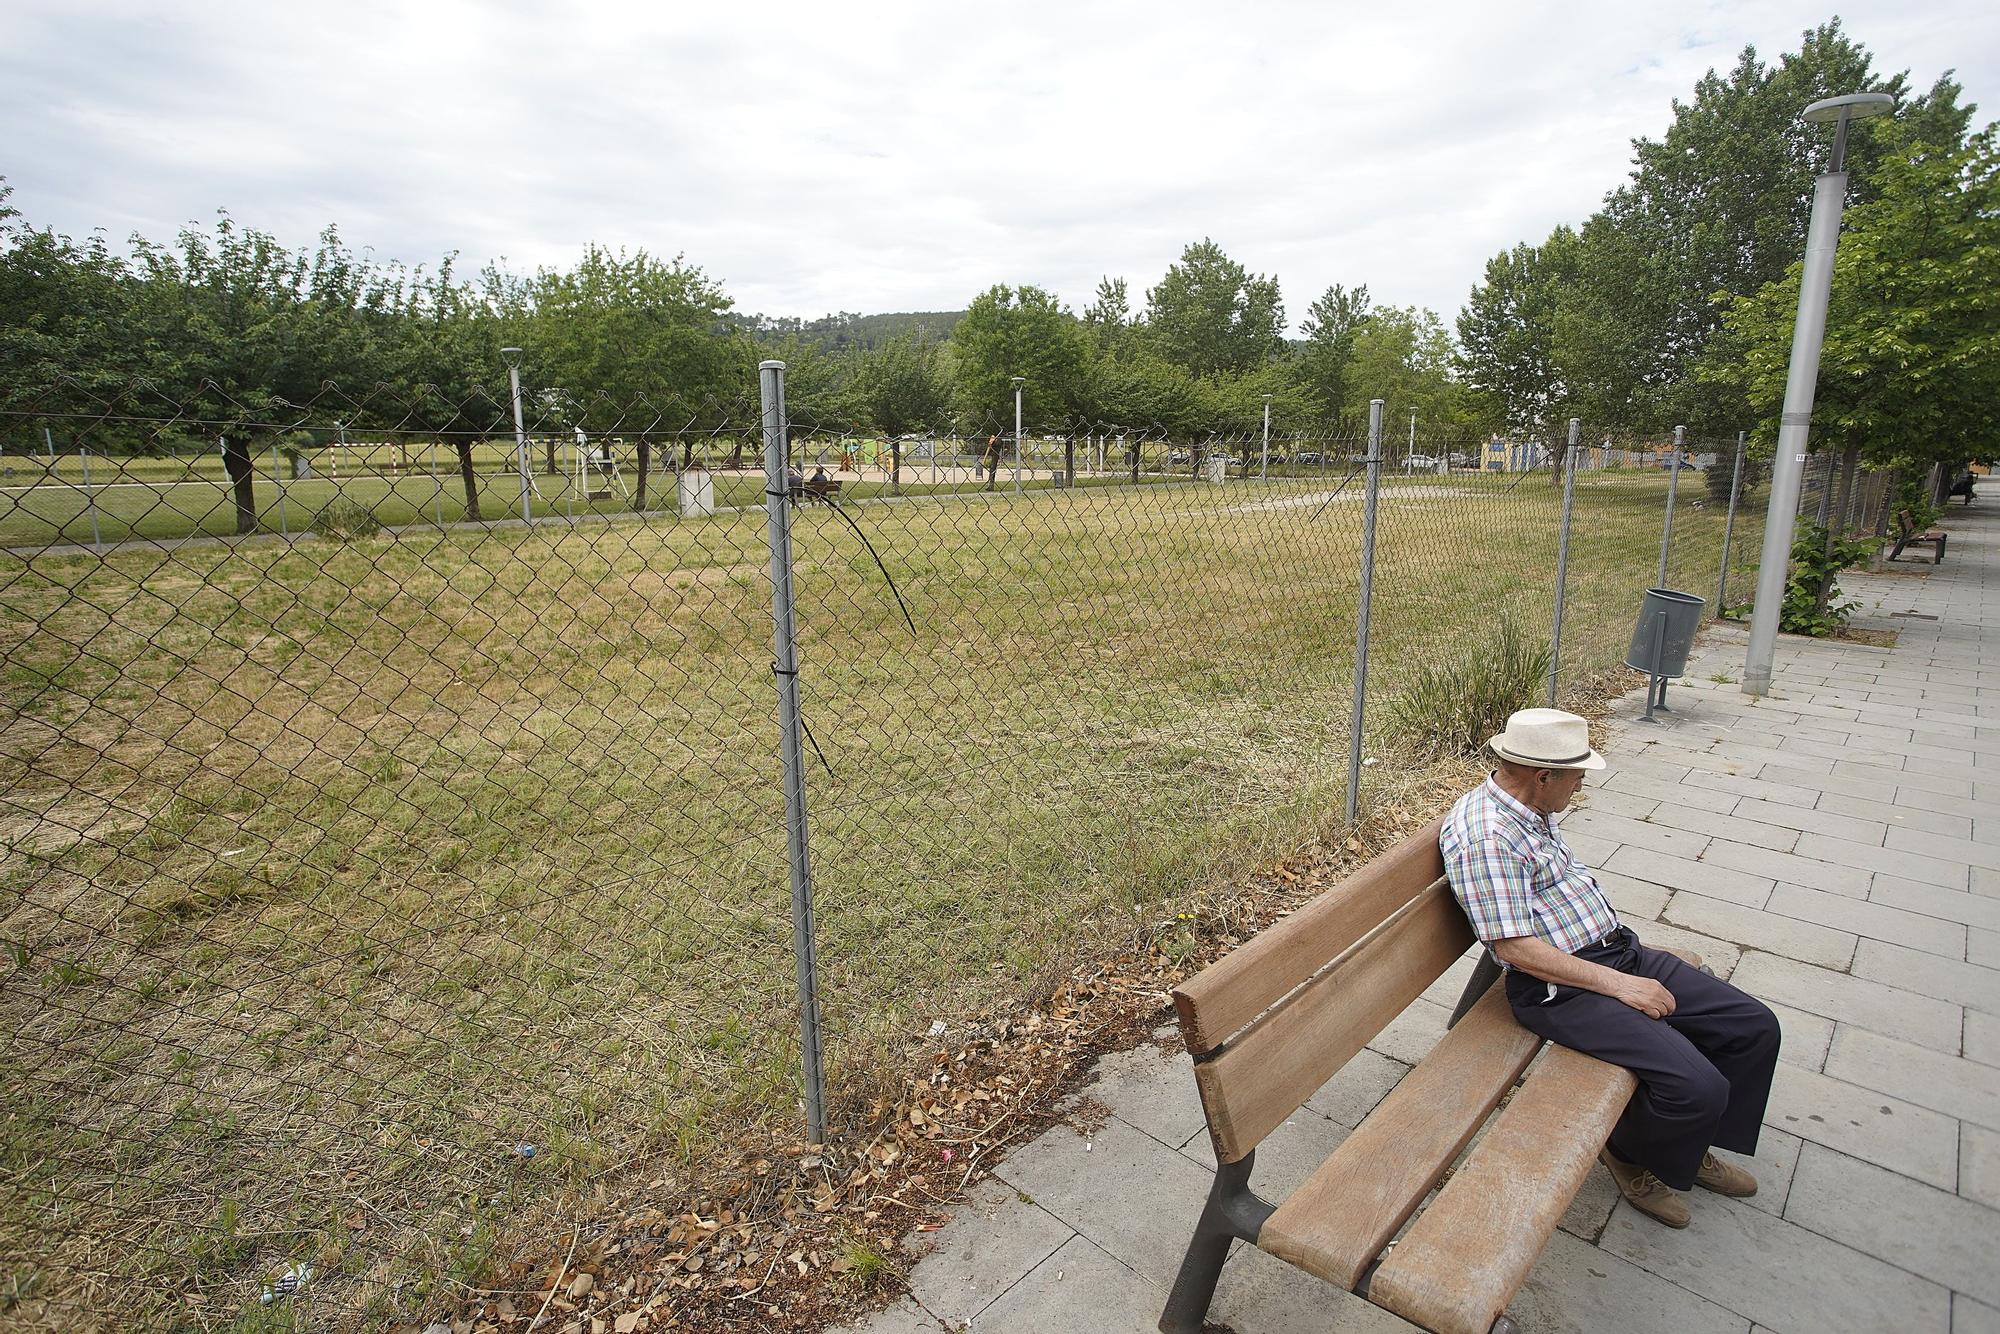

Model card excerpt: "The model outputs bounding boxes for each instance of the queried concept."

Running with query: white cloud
[4,0,1993,329]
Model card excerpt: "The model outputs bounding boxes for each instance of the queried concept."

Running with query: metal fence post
[1716,431,1746,614]
[1260,396,1271,482]
[1546,418,1579,707]
[270,444,288,538]
[1345,400,1384,828]
[504,352,532,525]
[1011,378,1024,496]
[759,360,827,1145]
[1657,424,1684,588]
[81,446,103,549]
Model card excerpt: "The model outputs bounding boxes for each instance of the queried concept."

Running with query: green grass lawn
[0,467,1766,1330]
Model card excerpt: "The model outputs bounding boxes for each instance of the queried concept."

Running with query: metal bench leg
[1449,948,1504,1028]
[1159,1151,1275,1334]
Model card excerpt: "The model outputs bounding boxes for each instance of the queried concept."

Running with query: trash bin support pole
[1547,418,1580,708]
[1344,400,1383,828]
[759,359,826,1145]
[1641,611,1669,724]
[1716,430,1746,615]
[1657,425,1684,588]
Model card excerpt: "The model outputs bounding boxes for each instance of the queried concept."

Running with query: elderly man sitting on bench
[1440,708,1781,1228]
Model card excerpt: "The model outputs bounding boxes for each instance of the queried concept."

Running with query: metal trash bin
[1625,588,1705,677]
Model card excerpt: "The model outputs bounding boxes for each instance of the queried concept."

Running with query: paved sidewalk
[846,499,2000,1334]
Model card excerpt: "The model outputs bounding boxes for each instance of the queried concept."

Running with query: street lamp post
[501,346,532,524]
[1260,394,1272,482]
[1011,376,1025,496]
[1743,92,1894,697]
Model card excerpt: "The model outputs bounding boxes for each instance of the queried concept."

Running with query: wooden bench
[798,476,843,503]
[1160,819,1693,1334]
[1888,509,1946,564]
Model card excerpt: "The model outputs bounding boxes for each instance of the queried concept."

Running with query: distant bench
[1160,818,1700,1334]
[1888,508,1946,564]
[798,476,843,503]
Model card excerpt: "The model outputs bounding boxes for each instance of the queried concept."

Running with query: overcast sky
[3,2,1992,332]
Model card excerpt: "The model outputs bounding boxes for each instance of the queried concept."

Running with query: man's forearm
[1491,935,1624,995]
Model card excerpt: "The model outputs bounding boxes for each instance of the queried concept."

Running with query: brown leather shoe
[1695,1151,1758,1197]
[1601,1150,1690,1228]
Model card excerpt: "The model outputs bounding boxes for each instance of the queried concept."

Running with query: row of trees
[4,19,1991,474]
[1456,20,1995,478]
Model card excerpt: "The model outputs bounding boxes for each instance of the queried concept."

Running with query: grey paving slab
[1598,870,1671,921]
[1559,830,1619,868]
[1851,939,2000,1014]
[829,1296,941,1333]
[1573,787,1662,820]
[964,1233,1159,1333]
[1767,882,1969,958]
[1363,996,1450,1068]
[1178,1101,1353,1202]
[1964,1123,2000,1211]
[1646,803,1801,852]
[1562,808,1713,859]
[1970,1011,2000,1068]
[1603,846,1775,908]
[1870,875,2000,933]
[1302,1046,1411,1130]
[1785,1143,2000,1309]
[993,1117,1209,1286]
[1684,768,1827,809]
[902,1175,1073,1328]
[1663,891,1857,970]
[1764,1060,1961,1189]
[1078,1042,1208,1152]
[1734,792,1892,844]
[1836,758,1979,799]
[1825,1025,2000,1130]
[1700,840,1875,898]
[1756,763,1887,801]
[1890,827,2000,874]
[1506,1226,1751,1334]
[1598,1188,1952,1334]
[1630,917,1743,979]
[1956,1295,2000,1334]
[1767,1001,1835,1072]
[1206,1243,1419,1333]
[1792,831,1970,890]
[1730,952,1965,1052]
[1602,768,1740,814]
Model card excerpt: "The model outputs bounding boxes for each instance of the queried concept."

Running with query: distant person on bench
[1949,471,1975,504]
[1441,709,1781,1230]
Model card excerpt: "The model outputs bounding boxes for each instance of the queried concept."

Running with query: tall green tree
[950,284,1087,430]
[1456,230,1581,435]
[1144,239,1284,378]
[1704,125,2000,475]
[857,333,952,437]
[1296,282,1371,420]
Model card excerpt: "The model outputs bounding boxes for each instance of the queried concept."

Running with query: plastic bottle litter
[260,1261,312,1304]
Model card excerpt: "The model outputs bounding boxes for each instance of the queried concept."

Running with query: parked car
[1295,450,1324,466]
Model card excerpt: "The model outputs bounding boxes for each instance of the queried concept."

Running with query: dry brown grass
[0,468,1755,1331]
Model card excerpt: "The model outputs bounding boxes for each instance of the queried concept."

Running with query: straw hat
[1486,708,1606,771]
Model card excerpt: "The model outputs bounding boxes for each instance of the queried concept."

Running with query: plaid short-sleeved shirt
[1440,777,1620,959]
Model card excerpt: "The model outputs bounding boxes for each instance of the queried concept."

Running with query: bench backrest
[1172,818,1472,1164]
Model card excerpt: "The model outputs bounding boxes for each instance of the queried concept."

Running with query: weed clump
[1384,616,1552,761]
[308,497,382,541]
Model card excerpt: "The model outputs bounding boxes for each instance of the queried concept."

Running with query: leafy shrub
[307,497,382,541]
[1385,616,1553,761]
[1780,521,1874,637]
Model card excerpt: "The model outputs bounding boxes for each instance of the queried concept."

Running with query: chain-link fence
[0,375,1890,1331]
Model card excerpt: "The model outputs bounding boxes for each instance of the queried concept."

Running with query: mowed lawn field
[0,468,1759,1329]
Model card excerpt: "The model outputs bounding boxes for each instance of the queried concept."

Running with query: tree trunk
[221,435,257,535]
[890,436,901,494]
[1130,437,1140,483]
[545,437,557,476]
[634,438,651,511]
[457,441,481,522]
[1064,434,1075,488]
[983,438,1001,491]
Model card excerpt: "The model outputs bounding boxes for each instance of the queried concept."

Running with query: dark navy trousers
[1504,927,1782,1190]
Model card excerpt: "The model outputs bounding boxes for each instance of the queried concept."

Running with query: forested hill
[737,310,964,349]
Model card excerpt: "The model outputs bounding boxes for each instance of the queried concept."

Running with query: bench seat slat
[1174,819,1445,1055]
[1368,1042,1636,1334]
[1256,983,1540,1289]
[1194,882,1473,1163]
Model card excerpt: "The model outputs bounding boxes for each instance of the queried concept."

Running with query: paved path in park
[843,496,2000,1334]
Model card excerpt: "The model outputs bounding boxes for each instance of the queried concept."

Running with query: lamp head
[1802,92,1895,123]
[1010,377,1025,387]
[500,346,523,367]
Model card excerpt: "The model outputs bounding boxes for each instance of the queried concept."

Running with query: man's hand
[1607,974,1676,1019]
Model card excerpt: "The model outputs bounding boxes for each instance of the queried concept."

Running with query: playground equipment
[570,429,628,502]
